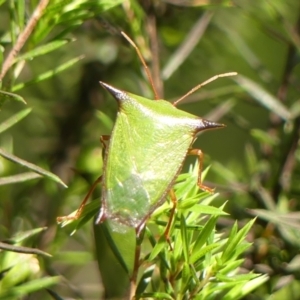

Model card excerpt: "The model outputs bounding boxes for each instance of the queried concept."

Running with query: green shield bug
[58,32,236,238]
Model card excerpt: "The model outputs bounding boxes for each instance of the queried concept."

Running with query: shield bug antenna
[121,31,237,104]
[121,31,159,100]
[173,72,237,106]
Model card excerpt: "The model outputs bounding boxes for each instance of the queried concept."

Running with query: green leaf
[14,39,75,63]
[191,216,218,258]
[12,55,84,91]
[136,265,155,295]
[0,172,41,186]
[249,209,300,230]
[216,272,260,282]
[8,227,47,243]
[94,223,133,298]
[245,143,258,175]
[234,75,291,121]
[190,243,220,264]
[221,221,238,262]
[0,108,31,134]
[187,204,228,216]
[181,262,191,294]
[251,128,280,146]
[180,214,189,263]
[0,277,60,299]
[219,259,244,274]
[100,222,135,275]
[0,90,26,104]
[148,234,169,261]
[178,193,218,210]
[16,0,25,30]
[0,148,67,187]
[222,274,269,300]
[221,219,255,263]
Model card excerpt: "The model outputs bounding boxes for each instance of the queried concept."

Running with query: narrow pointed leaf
[234,75,291,120]
[16,0,25,30]
[136,265,155,295]
[148,235,168,261]
[251,128,280,146]
[187,204,228,215]
[0,277,60,299]
[190,243,220,264]
[12,55,84,91]
[0,172,41,186]
[0,148,67,187]
[223,275,269,300]
[0,108,32,134]
[0,90,26,104]
[222,219,255,263]
[216,272,260,282]
[13,39,75,63]
[192,216,218,256]
[181,214,189,263]
[8,227,47,243]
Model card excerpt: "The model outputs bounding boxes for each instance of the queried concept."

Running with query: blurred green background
[0,0,300,299]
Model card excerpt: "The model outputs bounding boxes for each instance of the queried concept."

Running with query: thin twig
[0,241,51,257]
[0,0,50,81]
[146,13,164,99]
[129,230,143,299]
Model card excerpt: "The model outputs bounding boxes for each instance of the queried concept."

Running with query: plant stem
[0,0,50,81]
[129,230,143,299]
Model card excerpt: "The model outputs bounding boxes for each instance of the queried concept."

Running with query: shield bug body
[96,82,224,234]
[58,32,236,236]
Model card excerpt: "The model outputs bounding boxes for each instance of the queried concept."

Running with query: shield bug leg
[57,176,102,223]
[100,135,110,150]
[100,135,110,159]
[95,194,107,224]
[188,148,214,193]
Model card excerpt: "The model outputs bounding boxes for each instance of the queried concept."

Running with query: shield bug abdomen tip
[189,118,225,135]
[199,119,226,131]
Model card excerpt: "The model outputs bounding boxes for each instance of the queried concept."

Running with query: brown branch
[0,0,50,81]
